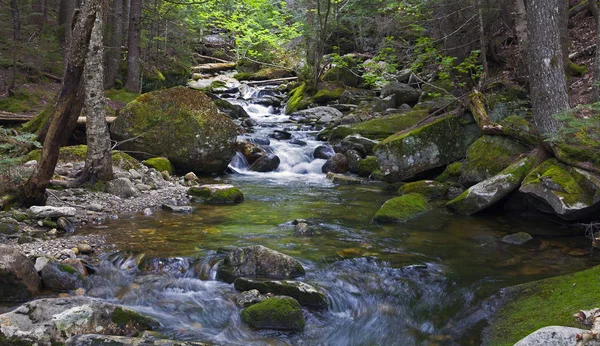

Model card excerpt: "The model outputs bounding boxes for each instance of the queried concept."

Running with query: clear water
[76,84,600,345]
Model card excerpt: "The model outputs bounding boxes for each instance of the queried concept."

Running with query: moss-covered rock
[460,135,529,186]
[234,278,327,309]
[372,193,431,223]
[447,155,535,215]
[329,109,428,143]
[285,83,311,114]
[241,296,305,332]
[357,156,379,177]
[398,180,450,199]
[142,157,174,175]
[485,265,600,346]
[0,245,41,302]
[374,115,480,182]
[26,145,140,170]
[519,159,600,220]
[235,68,294,81]
[435,162,463,183]
[188,184,244,204]
[110,87,238,174]
[311,87,344,104]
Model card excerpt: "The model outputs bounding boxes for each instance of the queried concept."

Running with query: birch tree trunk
[526,0,570,138]
[125,0,142,93]
[83,14,113,183]
[23,0,100,206]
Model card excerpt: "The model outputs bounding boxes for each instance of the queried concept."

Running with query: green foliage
[544,106,600,146]
[361,37,399,87]
[0,91,40,113]
[0,127,41,194]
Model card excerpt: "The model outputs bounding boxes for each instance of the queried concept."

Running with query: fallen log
[0,111,35,124]
[245,77,297,86]
[193,54,233,64]
[191,62,236,73]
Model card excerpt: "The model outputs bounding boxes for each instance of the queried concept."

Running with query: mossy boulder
[435,162,463,183]
[234,278,327,309]
[498,116,537,146]
[485,265,600,346]
[329,109,428,143]
[519,159,600,220]
[398,180,450,199]
[357,156,379,177]
[142,157,174,175]
[285,83,311,114]
[240,296,305,332]
[40,261,84,292]
[447,155,535,215]
[188,184,244,204]
[26,145,140,170]
[213,98,249,119]
[372,193,432,223]
[0,245,41,302]
[374,115,480,182]
[110,87,238,174]
[380,81,420,106]
[460,135,529,186]
[311,87,344,104]
[217,245,305,283]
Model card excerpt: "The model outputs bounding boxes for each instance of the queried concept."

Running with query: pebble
[72,247,79,255]
[185,172,198,181]
[77,243,92,254]
[143,208,153,216]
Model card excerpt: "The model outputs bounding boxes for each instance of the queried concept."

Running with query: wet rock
[501,232,533,245]
[0,245,41,301]
[270,130,292,140]
[514,326,598,346]
[249,153,280,172]
[243,118,258,127]
[322,153,348,174]
[314,145,335,160]
[358,156,379,177]
[380,81,420,106]
[447,156,535,215]
[234,278,327,309]
[251,138,270,146]
[41,260,85,292]
[77,244,93,254]
[290,139,308,146]
[345,150,362,173]
[214,98,249,119]
[188,184,244,204]
[217,245,305,283]
[235,289,270,308]
[326,172,362,185]
[140,257,190,276]
[372,193,431,223]
[57,216,75,233]
[398,180,450,199]
[107,178,140,198]
[0,297,159,345]
[240,296,305,332]
[28,206,76,219]
[294,222,315,236]
[66,334,210,346]
[236,141,266,165]
[289,106,343,124]
[161,204,193,213]
[62,259,88,276]
[341,135,378,156]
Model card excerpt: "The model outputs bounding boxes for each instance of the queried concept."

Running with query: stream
[78,82,600,345]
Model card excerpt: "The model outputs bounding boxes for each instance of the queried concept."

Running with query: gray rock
[249,153,280,172]
[57,216,75,233]
[234,277,327,309]
[514,326,599,346]
[88,203,103,212]
[66,334,209,346]
[217,245,305,283]
[295,222,315,236]
[188,184,244,204]
[41,260,84,292]
[341,135,379,156]
[381,81,420,106]
[107,178,140,198]
[501,232,533,245]
[235,289,270,308]
[326,172,363,185]
[322,153,349,174]
[34,256,51,272]
[290,107,343,124]
[28,206,76,219]
[0,222,18,235]
[0,245,41,301]
[314,145,335,160]
[345,150,361,173]
[135,184,152,191]
[161,204,193,213]
[0,297,159,345]
[143,170,166,189]
[128,169,142,180]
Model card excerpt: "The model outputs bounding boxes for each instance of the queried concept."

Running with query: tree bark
[58,0,77,46]
[83,14,113,183]
[593,1,600,102]
[558,0,570,70]
[477,0,489,81]
[526,0,570,138]
[125,0,142,93]
[9,0,20,97]
[23,0,101,206]
[104,0,123,89]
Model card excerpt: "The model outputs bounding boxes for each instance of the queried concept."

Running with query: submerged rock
[0,297,159,345]
[217,245,305,283]
[161,204,193,213]
[372,193,432,223]
[249,153,280,172]
[240,296,305,332]
[501,232,533,245]
[188,184,244,204]
[234,278,327,309]
[0,245,41,301]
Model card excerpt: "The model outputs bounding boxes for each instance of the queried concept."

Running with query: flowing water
[77,83,600,345]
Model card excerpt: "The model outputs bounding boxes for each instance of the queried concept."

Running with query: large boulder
[460,135,529,186]
[234,278,327,309]
[217,245,305,283]
[0,245,41,301]
[188,184,244,204]
[110,87,238,174]
[519,159,600,220]
[447,156,535,215]
[380,81,420,106]
[0,297,159,345]
[514,326,599,346]
[372,193,431,223]
[240,296,305,332]
[329,110,427,142]
[374,115,480,182]
[290,106,343,125]
[322,153,348,174]
[106,178,140,198]
[41,260,85,292]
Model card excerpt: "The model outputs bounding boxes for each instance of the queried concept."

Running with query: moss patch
[498,116,537,146]
[26,145,140,170]
[285,83,310,114]
[372,193,431,223]
[241,297,305,331]
[329,109,428,142]
[398,180,449,199]
[188,186,244,204]
[311,87,344,103]
[0,90,40,113]
[435,162,463,183]
[142,157,174,175]
[57,263,77,275]
[111,307,159,330]
[566,61,588,77]
[358,156,379,177]
[487,265,600,346]
[105,89,140,105]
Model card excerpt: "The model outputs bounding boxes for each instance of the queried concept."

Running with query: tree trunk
[593,1,600,102]
[125,0,142,93]
[58,0,77,46]
[526,0,570,138]
[477,0,489,81]
[31,0,46,28]
[104,0,123,89]
[9,0,20,97]
[83,15,113,183]
[558,0,570,70]
[122,0,130,46]
[23,0,101,206]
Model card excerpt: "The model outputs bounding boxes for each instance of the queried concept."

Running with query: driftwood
[569,44,596,61]
[245,77,297,86]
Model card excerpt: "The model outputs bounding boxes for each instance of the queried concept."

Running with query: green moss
[499,116,537,146]
[241,297,305,331]
[21,101,55,135]
[57,263,77,275]
[188,186,244,204]
[234,72,253,81]
[142,157,174,174]
[42,219,57,229]
[329,109,428,142]
[285,83,310,114]
[0,90,40,113]
[372,193,431,223]
[435,162,463,183]
[111,307,158,330]
[26,145,140,170]
[105,89,140,104]
[311,87,344,103]
[566,61,588,77]
[398,180,449,199]
[487,265,600,346]
[358,156,379,177]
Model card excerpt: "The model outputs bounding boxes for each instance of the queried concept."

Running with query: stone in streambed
[313,144,335,160]
[41,260,85,292]
[326,172,362,185]
[249,153,280,172]
[398,180,450,199]
[322,153,348,174]
[28,206,76,219]
[235,289,270,308]
[501,232,533,245]
[234,278,327,309]
[240,296,305,332]
[188,184,244,204]
[217,245,305,283]
[0,245,41,301]
[372,193,432,223]
[294,222,315,236]
[65,334,210,346]
[161,204,193,213]
[107,177,139,198]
